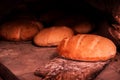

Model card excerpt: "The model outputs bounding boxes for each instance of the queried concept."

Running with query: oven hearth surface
[0,41,57,80]
[0,41,120,80]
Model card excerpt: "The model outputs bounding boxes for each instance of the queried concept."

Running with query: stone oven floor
[0,41,120,80]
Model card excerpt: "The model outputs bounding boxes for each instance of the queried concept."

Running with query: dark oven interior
[0,0,120,80]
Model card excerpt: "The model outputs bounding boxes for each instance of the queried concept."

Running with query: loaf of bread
[34,26,74,46]
[54,15,94,34]
[0,20,43,41]
[73,21,94,34]
[57,34,116,61]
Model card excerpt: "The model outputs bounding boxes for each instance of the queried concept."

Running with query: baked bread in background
[73,21,94,34]
[57,34,116,61]
[0,19,43,41]
[34,26,74,46]
[54,15,94,34]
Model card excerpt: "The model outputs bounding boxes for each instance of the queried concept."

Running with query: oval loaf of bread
[0,20,43,41]
[34,26,74,46]
[57,34,116,61]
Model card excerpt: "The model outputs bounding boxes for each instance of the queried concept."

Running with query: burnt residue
[34,57,109,80]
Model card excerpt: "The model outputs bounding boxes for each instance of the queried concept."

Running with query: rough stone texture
[0,41,120,80]
[34,57,109,80]
[94,53,120,80]
[0,41,58,80]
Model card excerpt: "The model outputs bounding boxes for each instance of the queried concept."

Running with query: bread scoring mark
[18,27,21,40]
[63,38,69,49]
[75,35,86,50]
[90,36,100,50]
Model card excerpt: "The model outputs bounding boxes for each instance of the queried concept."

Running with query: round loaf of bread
[34,26,74,46]
[73,22,94,34]
[0,20,43,41]
[57,34,116,61]
[54,15,94,34]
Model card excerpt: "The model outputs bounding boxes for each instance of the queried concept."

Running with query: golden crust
[57,34,117,61]
[34,26,74,46]
[0,20,43,41]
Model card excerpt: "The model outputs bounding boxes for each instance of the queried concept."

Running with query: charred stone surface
[34,57,109,80]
